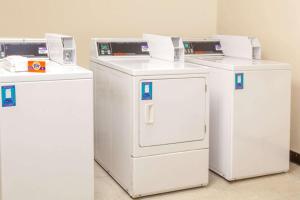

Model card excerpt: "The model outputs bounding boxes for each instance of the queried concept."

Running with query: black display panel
[184,41,223,55]
[0,42,48,59]
[97,42,149,56]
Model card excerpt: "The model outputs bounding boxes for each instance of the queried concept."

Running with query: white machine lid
[186,56,291,71]
[183,39,290,71]
[0,38,92,82]
[92,57,209,76]
[0,61,92,83]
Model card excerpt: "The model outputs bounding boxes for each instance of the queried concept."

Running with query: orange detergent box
[28,60,46,73]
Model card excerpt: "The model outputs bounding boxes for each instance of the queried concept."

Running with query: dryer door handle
[145,103,154,124]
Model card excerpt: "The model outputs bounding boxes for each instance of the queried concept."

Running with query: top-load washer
[90,35,209,197]
[0,34,94,200]
[183,36,291,181]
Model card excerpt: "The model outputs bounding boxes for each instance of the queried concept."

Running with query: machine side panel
[0,108,2,200]
[91,61,133,192]
[232,69,291,179]
[208,68,234,179]
[0,79,94,200]
[92,62,113,171]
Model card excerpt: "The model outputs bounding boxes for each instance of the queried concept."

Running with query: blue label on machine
[2,85,16,107]
[141,82,152,100]
[235,73,244,90]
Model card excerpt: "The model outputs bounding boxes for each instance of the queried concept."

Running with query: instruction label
[2,85,16,107]
[235,73,244,90]
[141,82,152,100]
[141,45,149,52]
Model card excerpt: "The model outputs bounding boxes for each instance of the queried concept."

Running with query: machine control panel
[0,42,48,59]
[183,41,223,55]
[97,42,149,56]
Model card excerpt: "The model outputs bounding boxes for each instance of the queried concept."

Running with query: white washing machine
[183,37,291,181]
[90,37,209,197]
[0,36,94,200]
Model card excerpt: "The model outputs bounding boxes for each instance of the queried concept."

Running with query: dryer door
[139,77,207,147]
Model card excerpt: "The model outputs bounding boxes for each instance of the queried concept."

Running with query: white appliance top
[0,38,92,82]
[0,60,92,82]
[183,38,290,71]
[92,57,208,76]
[186,56,290,71]
[91,38,208,76]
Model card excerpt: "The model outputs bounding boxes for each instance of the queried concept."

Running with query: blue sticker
[141,82,152,100]
[235,73,244,90]
[2,85,16,107]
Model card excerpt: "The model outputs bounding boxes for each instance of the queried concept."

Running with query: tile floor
[95,162,300,200]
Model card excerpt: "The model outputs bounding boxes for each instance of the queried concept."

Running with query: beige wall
[0,0,218,66]
[218,0,300,153]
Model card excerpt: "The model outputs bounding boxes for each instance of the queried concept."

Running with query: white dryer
[90,38,209,197]
[183,37,291,181]
[0,37,94,200]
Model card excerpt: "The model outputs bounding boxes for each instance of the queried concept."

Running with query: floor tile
[94,162,300,200]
